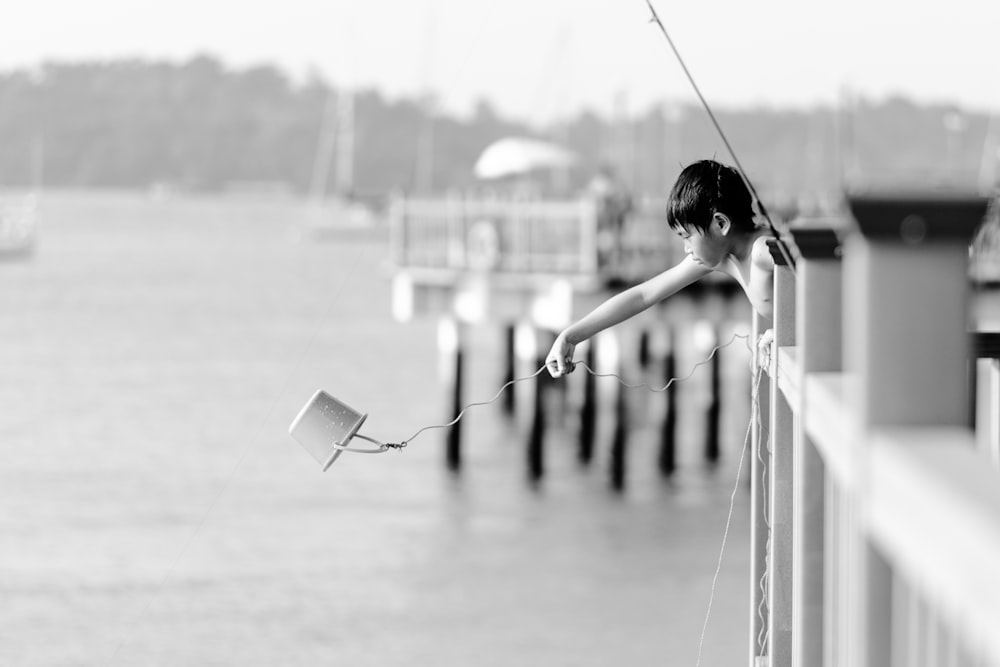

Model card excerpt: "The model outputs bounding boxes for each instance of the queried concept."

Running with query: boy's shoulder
[750,233,776,271]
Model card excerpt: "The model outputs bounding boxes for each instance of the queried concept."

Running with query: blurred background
[1,1,997,666]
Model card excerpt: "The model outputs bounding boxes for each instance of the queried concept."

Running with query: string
[757,359,772,654]
[325,325,768,663]
[571,331,747,393]
[694,344,763,667]
[752,337,773,655]
[354,331,751,451]
[388,365,549,447]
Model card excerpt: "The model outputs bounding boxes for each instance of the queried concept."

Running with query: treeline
[0,55,993,202]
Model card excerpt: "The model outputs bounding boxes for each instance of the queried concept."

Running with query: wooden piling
[638,329,651,368]
[528,355,546,482]
[438,317,465,471]
[578,342,597,465]
[705,324,722,463]
[593,329,627,491]
[658,327,677,476]
[610,369,628,492]
[502,323,516,416]
[520,325,549,483]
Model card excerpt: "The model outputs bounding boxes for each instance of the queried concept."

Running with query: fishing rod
[643,0,797,272]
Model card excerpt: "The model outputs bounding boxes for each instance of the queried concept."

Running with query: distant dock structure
[0,190,39,257]
[387,191,748,486]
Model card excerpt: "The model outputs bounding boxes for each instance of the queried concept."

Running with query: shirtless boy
[545,159,775,377]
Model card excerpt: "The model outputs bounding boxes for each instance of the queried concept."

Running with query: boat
[0,191,38,256]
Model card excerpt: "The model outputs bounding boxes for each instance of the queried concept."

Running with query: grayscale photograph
[2,1,999,665]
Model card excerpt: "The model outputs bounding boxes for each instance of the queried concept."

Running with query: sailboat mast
[334,88,355,196]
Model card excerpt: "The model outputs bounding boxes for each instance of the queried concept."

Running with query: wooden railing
[752,193,1000,667]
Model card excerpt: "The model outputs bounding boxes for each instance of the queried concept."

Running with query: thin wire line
[396,365,549,445]
[695,353,762,667]
[749,334,772,654]
[756,351,772,654]
[392,331,750,448]
[390,325,766,664]
[573,331,748,393]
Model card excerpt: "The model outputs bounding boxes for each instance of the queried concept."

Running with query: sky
[3,0,999,124]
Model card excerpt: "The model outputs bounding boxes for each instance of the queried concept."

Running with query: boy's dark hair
[666,160,756,234]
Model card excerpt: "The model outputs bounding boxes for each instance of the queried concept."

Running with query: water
[0,191,752,666]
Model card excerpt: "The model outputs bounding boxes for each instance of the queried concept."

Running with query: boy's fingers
[545,357,575,377]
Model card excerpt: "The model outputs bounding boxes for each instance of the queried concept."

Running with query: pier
[389,188,1000,665]
[752,193,1000,667]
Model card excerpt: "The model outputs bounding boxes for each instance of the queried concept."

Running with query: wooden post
[528,346,546,483]
[788,225,842,667]
[578,342,597,465]
[512,324,546,482]
[607,330,627,492]
[843,193,988,667]
[501,323,516,416]
[767,239,796,667]
[705,323,722,463]
[512,320,538,414]
[610,374,628,492]
[658,326,677,476]
[638,329,652,369]
[438,317,465,471]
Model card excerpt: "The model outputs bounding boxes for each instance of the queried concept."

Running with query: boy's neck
[729,228,764,263]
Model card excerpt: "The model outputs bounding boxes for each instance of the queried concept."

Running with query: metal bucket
[289,390,368,471]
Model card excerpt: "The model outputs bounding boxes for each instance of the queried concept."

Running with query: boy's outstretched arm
[545,256,711,377]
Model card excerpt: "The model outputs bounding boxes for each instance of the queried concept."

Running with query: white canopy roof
[473,137,577,180]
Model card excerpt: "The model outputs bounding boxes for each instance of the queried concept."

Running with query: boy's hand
[545,334,577,377]
[757,328,774,372]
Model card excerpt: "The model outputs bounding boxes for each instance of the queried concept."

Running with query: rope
[317,325,770,667]
[346,331,751,452]
[694,344,763,667]
[570,331,746,393]
[752,337,773,655]
[388,365,549,448]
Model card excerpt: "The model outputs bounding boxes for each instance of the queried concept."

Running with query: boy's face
[677,216,729,268]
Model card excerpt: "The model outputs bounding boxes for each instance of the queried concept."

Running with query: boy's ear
[713,212,732,235]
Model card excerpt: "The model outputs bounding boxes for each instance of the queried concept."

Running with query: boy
[545,159,775,377]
